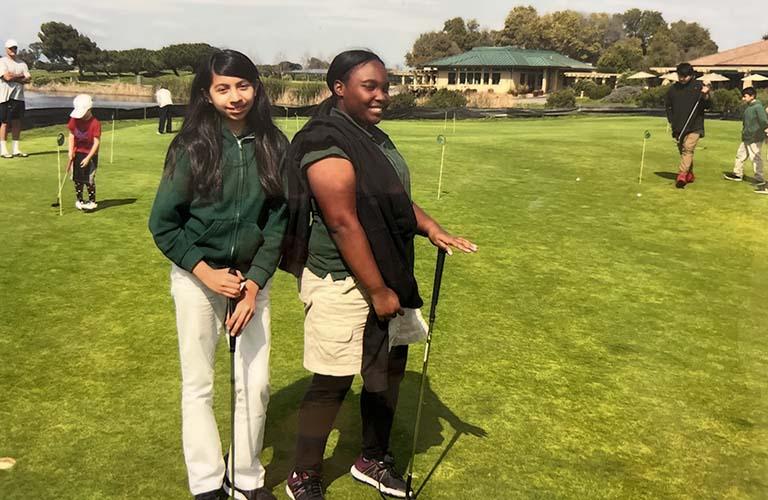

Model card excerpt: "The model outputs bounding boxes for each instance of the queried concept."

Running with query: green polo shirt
[301,108,412,280]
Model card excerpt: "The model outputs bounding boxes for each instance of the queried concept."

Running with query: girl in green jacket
[149,49,287,500]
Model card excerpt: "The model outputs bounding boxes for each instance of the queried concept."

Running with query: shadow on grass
[654,171,677,180]
[27,150,59,157]
[90,198,138,212]
[263,370,486,494]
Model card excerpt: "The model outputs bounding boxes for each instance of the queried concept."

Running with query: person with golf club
[665,62,711,189]
[280,49,477,500]
[67,94,101,211]
[149,49,287,500]
[0,39,31,159]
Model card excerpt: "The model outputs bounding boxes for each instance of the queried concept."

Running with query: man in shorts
[0,39,32,159]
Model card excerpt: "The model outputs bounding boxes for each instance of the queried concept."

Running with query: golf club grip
[428,249,447,324]
[227,268,238,353]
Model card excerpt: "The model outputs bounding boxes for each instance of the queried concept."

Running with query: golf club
[227,267,239,500]
[405,248,447,500]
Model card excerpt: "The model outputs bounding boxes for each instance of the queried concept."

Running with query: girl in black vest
[281,50,477,500]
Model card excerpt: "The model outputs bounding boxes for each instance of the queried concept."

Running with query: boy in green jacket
[724,87,768,194]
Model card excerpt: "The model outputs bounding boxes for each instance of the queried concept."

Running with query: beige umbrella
[627,71,656,79]
[659,72,678,81]
[698,73,729,82]
[742,74,768,81]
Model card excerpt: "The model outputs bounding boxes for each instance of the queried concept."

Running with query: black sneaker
[286,470,324,500]
[194,488,227,500]
[755,179,766,187]
[755,186,768,195]
[723,172,743,182]
[350,454,412,498]
[223,474,276,500]
[675,179,686,189]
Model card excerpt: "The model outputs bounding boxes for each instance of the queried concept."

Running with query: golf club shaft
[227,268,238,498]
[406,249,447,499]
[678,99,701,147]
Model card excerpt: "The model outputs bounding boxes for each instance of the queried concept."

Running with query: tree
[37,21,100,75]
[111,49,161,75]
[596,38,643,72]
[668,21,717,60]
[15,49,38,68]
[406,31,461,67]
[442,17,493,51]
[644,31,682,67]
[304,57,329,70]
[621,9,667,55]
[495,6,542,48]
[539,10,605,62]
[159,43,217,76]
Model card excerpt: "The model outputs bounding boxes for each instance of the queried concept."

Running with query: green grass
[1,116,766,499]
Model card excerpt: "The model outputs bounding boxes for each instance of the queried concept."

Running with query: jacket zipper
[228,132,255,265]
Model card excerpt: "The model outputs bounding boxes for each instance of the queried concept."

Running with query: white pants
[734,141,764,181]
[170,264,272,495]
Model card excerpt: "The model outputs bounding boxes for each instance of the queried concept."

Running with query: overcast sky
[5,0,761,67]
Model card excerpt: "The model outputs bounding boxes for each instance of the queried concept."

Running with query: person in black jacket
[281,50,477,500]
[664,62,711,189]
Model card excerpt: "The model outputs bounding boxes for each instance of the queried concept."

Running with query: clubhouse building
[404,46,593,95]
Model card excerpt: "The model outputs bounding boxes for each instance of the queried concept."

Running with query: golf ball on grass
[637,193,642,197]
[576,177,581,181]
[0,457,16,470]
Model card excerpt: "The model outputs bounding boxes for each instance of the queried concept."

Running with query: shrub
[293,82,328,105]
[636,86,669,108]
[261,78,289,103]
[710,88,742,114]
[427,89,467,108]
[31,74,74,86]
[590,84,613,100]
[545,88,575,108]
[154,75,195,102]
[388,91,417,111]
[572,79,598,97]
[601,86,642,104]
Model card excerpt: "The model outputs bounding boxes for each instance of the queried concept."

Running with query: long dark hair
[164,49,287,200]
[314,49,385,116]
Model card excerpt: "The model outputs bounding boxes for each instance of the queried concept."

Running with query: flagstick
[639,137,647,184]
[437,142,446,200]
[110,112,115,164]
[56,143,63,216]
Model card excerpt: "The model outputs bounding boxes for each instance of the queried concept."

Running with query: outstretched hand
[428,228,478,256]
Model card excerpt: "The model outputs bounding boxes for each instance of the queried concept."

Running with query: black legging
[294,345,408,473]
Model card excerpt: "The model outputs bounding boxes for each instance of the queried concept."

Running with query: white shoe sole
[285,484,296,499]
[222,482,248,500]
[349,465,408,498]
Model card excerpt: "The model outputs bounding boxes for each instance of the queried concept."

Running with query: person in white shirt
[0,39,31,158]
[155,85,173,134]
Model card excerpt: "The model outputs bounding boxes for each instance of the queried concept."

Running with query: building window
[483,71,490,84]
[448,72,456,85]
[459,71,466,84]
[492,72,501,85]
[474,72,482,84]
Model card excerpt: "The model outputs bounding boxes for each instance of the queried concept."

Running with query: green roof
[426,46,593,69]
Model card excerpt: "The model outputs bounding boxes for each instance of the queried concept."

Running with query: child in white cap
[67,94,101,210]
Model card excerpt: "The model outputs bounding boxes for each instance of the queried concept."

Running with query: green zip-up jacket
[742,99,768,143]
[148,127,287,288]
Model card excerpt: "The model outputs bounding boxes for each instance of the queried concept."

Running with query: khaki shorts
[299,268,427,376]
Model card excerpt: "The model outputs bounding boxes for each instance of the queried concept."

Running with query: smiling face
[334,60,390,127]
[207,72,256,129]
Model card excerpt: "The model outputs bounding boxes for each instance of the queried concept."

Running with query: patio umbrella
[628,71,656,80]
[742,74,768,81]
[659,72,678,81]
[698,73,729,82]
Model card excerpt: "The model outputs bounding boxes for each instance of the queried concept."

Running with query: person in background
[664,62,710,189]
[723,87,768,194]
[156,84,174,134]
[0,39,31,158]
